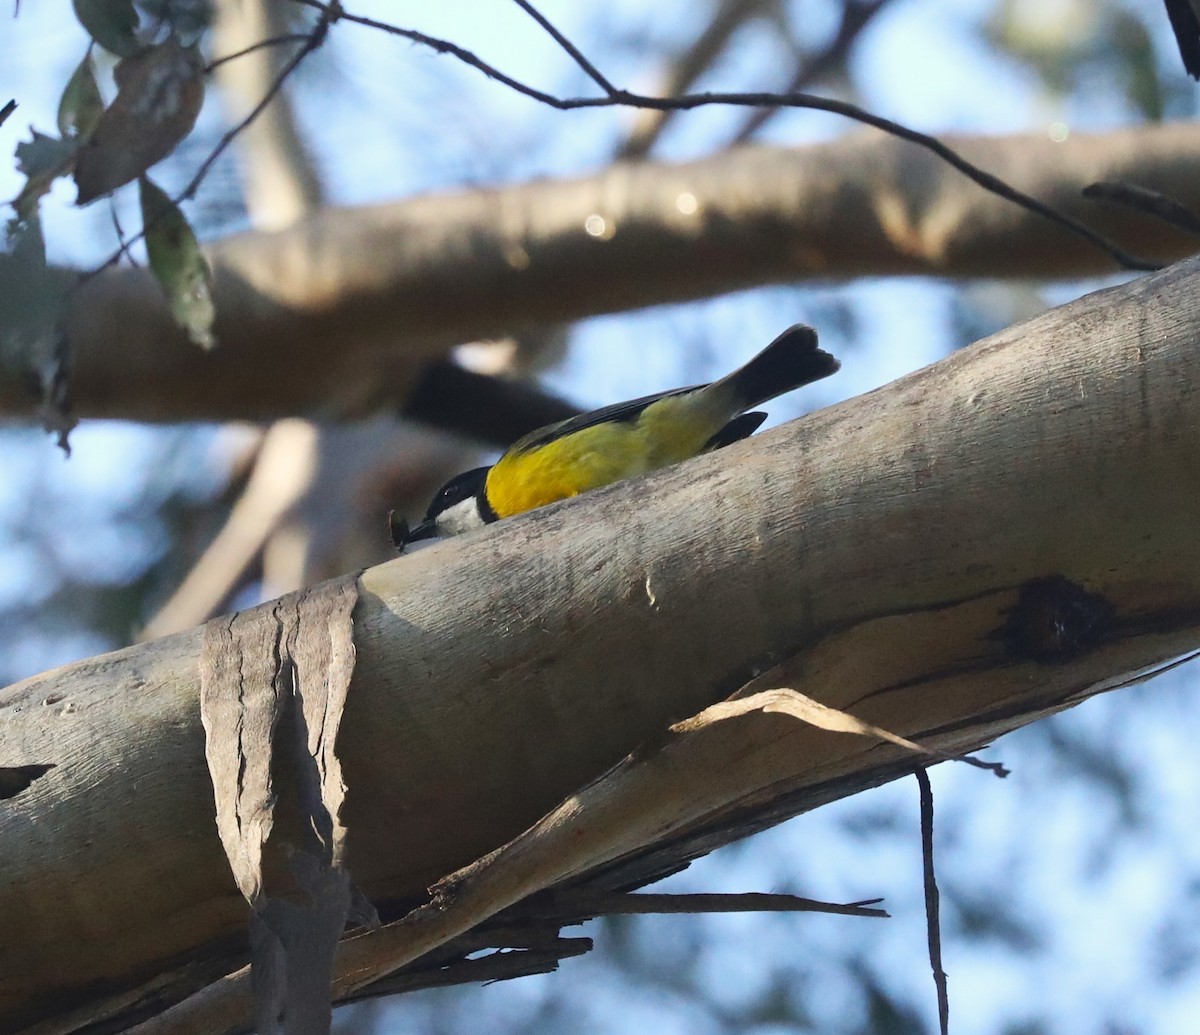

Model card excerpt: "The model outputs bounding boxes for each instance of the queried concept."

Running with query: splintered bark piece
[200,575,374,1035]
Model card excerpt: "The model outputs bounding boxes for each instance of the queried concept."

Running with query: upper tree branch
[3,123,1197,424]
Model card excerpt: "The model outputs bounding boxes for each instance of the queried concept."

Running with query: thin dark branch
[1083,180,1200,239]
[205,32,313,74]
[288,0,569,107]
[956,753,1008,777]
[509,0,617,95]
[916,767,949,1035]
[606,90,1156,271]
[730,0,889,145]
[535,889,889,919]
[0,99,15,128]
[177,15,331,205]
[107,198,139,268]
[288,0,1156,272]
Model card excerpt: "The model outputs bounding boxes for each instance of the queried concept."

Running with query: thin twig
[288,0,1157,272]
[916,767,949,1035]
[0,99,15,128]
[1083,180,1200,239]
[107,198,139,268]
[288,0,569,106]
[956,753,1008,777]
[535,889,889,919]
[178,16,332,205]
[509,0,618,96]
[205,32,313,73]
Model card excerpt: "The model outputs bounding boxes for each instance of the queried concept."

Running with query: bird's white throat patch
[436,496,488,538]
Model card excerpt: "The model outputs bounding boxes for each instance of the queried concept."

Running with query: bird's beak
[389,511,439,552]
[407,519,439,542]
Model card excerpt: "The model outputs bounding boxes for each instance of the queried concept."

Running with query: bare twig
[0,99,15,128]
[533,889,889,920]
[205,32,313,73]
[107,197,139,267]
[1084,180,1200,238]
[956,753,1008,777]
[509,0,617,96]
[916,767,949,1035]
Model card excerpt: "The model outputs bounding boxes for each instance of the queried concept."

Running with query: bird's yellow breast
[484,392,730,519]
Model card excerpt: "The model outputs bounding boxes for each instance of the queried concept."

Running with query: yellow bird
[394,324,838,549]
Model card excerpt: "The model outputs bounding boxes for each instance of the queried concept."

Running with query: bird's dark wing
[702,411,768,451]
[510,383,705,453]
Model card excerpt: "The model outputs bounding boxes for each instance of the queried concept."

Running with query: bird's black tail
[717,324,840,409]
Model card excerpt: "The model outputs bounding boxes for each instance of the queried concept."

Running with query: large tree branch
[3,123,1199,423]
[5,256,1200,1032]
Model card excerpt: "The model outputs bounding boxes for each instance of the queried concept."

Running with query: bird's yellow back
[485,389,733,519]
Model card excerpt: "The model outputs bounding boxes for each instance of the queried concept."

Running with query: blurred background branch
[1,124,1198,428]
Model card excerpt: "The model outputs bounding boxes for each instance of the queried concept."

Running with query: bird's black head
[424,466,490,521]
[397,466,493,549]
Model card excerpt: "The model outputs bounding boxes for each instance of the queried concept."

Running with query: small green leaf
[57,54,105,139]
[139,175,216,350]
[72,0,140,58]
[11,131,79,224]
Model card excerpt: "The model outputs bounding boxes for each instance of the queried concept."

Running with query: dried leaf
[74,37,204,203]
[11,130,78,224]
[57,53,105,139]
[72,0,139,57]
[139,175,216,349]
